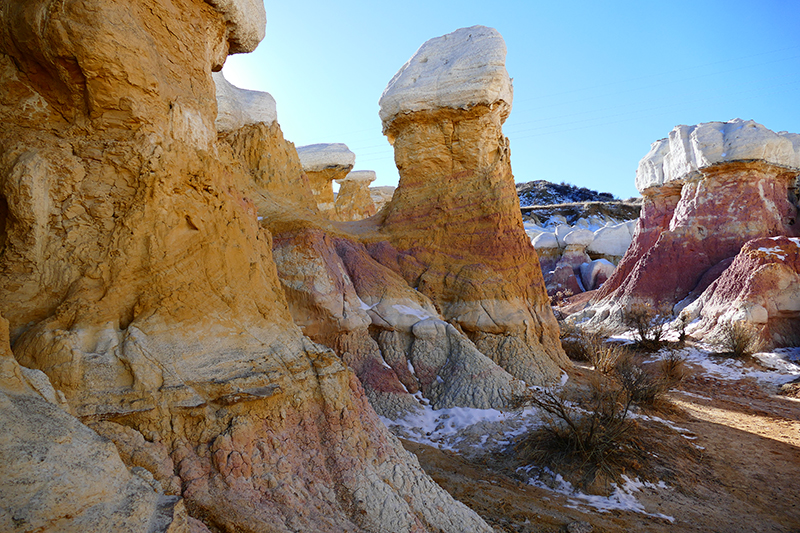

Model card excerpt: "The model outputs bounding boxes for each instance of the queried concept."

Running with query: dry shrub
[516,375,638,487]
[559,322,623,373]
[717,321,762,359]
[587,337,628,374]
[613,354,668,408]
[622,303,673,351]
[659,350,687,387]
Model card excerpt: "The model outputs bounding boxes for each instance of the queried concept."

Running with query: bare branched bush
[659,350,687,388]
[559,323,623,372]
[613,354,668,408]
[622,304,671,351]
[515,375,638,486]
[587,336,628,374]
[717,321,762,358]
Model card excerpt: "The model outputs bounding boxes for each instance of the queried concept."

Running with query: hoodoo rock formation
[298,143,356,216]
[0,2,497,532]
[335,170,378,221]
[377,26,567,383]
[585,119,800,341]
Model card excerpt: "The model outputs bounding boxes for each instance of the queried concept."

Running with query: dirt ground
[401,353,800,533]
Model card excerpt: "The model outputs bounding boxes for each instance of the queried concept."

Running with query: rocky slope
[517,180,616,207]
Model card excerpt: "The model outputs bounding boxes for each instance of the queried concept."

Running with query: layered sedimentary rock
[335,170,378,221]
[586,119,800,325]
[683,236,800,347]
[270,227,527,416]
[298,143,356,216]
[377,26,567,383]
[0,2,493,532]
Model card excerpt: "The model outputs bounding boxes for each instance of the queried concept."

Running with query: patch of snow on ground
[523,468,674,522]
[682,345,800,386]
[380,402,545,453]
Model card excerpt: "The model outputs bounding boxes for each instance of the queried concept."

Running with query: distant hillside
[516,180,615,207]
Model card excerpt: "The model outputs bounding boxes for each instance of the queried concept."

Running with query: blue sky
[223,1,800,199]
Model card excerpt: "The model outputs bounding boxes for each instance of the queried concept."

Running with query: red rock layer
[594,161,799,311]
[686,236,800,348]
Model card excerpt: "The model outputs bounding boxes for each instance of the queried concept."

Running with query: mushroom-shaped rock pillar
[588,119,800,326]
[376,26,567,384]
[335,170,378,221]
[297,143,356,217]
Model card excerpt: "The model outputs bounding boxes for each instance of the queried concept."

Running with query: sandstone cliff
[0,2,495,532]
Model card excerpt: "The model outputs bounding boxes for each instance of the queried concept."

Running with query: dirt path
[401,355,800,532]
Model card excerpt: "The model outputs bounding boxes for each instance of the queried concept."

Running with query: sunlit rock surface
[583,120,800,328]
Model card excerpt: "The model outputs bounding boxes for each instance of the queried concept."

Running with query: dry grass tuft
[716,321,763,359]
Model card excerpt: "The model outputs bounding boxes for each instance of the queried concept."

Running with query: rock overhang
[378,25,513,133]
[213,71,277,132]
[636,119,800,194]
[204,0,267,54]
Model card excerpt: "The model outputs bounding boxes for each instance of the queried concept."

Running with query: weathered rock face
[683,236,800,348]
[587,120,800,324]
[0,314,195,533]
[270,226,527,417]
[335,170,378,221]
[0,2,494,532]
[377,26,566,382]
[221,119,319,213]
[298,143,356,216]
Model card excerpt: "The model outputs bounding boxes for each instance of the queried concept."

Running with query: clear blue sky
[223,0,800,200]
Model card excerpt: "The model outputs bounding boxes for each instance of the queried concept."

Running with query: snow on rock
[296,143,356,172]
[636,119,800,193]
[204,0,266,54]
[379,25,513,131]
[213,71,277,132]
